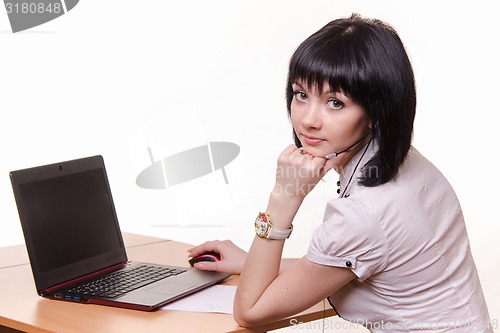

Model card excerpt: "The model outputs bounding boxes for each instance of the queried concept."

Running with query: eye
[327,98,344,110]
[293,91,307,102]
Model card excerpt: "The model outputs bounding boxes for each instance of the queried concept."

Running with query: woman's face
[290,80,372,169]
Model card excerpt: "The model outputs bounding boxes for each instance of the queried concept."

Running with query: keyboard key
[62,264,186,299]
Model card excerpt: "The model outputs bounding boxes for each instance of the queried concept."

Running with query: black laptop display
[10,155,229,311]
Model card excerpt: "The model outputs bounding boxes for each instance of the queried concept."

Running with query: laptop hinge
[44,262,127,293]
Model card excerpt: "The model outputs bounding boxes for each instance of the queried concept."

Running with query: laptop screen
[10,156,127,291]
[19,168,121,273]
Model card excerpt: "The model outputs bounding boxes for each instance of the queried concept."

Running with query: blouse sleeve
[306,198,389,282]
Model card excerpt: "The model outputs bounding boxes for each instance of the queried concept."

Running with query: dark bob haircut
[286,14,416,187]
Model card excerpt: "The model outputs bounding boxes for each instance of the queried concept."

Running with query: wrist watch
[254,212,293,240]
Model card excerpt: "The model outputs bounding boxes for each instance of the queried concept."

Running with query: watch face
[255,213,269,237]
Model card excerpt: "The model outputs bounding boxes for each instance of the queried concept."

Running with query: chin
[303,147,326,158]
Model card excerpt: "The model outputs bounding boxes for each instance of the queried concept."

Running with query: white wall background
[1,1,498,331]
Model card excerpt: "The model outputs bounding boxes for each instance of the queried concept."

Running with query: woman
[188,14,492,332]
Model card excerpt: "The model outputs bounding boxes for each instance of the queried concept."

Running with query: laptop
[9,155,230,311]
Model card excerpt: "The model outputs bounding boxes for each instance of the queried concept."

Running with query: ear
[369,117,380,130]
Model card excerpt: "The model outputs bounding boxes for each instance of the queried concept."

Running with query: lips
[301,134,325,146]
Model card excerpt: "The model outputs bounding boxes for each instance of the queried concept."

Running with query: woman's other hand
[273,144,336,201]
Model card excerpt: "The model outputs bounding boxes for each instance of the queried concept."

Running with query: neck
[333,133,373,174]
[337,138,373,197]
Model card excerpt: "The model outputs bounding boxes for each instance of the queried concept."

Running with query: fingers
[188,240,247,275]
[288,145,327,163]
[282,144,301,155]
[295,146,338,176]
[187,239,237,261]
[282,144,314,158]
[187,241,224,272]
[292,147,329,176]
[192,260,220,271]
[275,145,336,199]
[322,156,338,173]
[187,240,221,258]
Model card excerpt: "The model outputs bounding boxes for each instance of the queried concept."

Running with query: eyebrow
[292,81,341,96]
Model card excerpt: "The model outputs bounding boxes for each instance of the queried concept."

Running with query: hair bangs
[289,28,370,103]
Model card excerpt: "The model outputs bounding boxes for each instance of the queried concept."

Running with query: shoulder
[398,146,450,185]
[392,146,459,203]
[354,146,456,201]
[307,197,389,281]
[320,197,388,247]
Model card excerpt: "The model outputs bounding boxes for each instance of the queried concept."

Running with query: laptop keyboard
[65,264,187,299]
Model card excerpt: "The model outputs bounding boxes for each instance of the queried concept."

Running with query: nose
[301,102,322,129]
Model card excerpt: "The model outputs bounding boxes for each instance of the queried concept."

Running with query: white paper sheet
[161,285,236,314]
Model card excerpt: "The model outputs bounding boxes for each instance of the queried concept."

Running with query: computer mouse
[188,251,221,267]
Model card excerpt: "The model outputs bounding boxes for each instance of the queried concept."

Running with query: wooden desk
[0,233,335,333]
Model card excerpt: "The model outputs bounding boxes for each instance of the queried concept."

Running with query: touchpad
[146,282,195,295]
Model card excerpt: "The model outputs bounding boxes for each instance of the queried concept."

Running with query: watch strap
[267,224,293,239]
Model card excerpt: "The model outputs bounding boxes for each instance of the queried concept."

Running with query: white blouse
[307,140,492,332]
